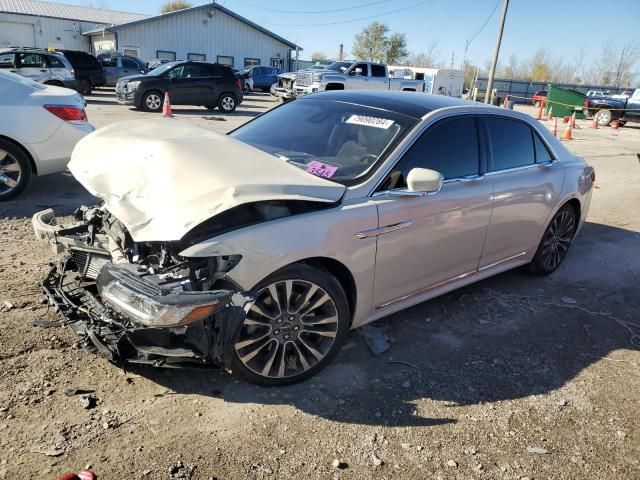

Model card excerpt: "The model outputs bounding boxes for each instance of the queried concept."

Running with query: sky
[58,0,640,68]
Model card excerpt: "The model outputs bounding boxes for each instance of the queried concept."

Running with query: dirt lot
[0,92,639,480]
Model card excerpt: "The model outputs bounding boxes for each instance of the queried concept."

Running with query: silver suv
[0,48,76,89]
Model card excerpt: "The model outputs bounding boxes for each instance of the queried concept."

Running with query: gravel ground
[0,93,638,479]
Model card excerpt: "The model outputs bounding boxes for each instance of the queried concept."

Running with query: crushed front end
[33,206,252,368]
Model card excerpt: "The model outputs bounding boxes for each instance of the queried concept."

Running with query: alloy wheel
[146,94,161,110]
[221,96,235,112]
[0,149,22,195]
[541,209,575,271]
[234,279,339,379]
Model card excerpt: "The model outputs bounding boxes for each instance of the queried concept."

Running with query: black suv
[58,50,105,94]
[116,61,243,113]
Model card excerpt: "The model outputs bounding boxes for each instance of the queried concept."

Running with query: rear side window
[121,58,139,69]
[64,52,97,68]
[100,58,117,67]
[381,117,479,189]
[0,53,16,68]
[47,55,65,68]
[19,53,46,68]
[486,117,535,171]
[370,64,386,77]
[534,132,553,163]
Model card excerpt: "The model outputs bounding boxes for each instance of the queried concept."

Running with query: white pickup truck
[292,61,425,97]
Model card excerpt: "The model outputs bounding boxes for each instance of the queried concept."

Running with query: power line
[467,0,501,46]
[233,0,392,15]
[260,0,438,27]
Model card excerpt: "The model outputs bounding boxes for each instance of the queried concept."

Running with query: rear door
[0,52,17,74]
[478,116,564,268]
[119,57,142,79]
[17,52,50,83]
[369,64,390,90]
[100,57,118,85]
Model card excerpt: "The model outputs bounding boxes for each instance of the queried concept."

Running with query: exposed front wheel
[217,93,236,113]
[77,78,92,95]
[529,204,577,275]
[0,139,32,201]
[231,264,350,386]
[142,91,163,112]
[596,109,612,126]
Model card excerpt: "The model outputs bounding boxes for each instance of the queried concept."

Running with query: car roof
[300,91,474,119]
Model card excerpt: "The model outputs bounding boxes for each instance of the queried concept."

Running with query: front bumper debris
[42,260,252,368]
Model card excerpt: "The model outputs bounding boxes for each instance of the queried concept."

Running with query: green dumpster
[546,85,586,119]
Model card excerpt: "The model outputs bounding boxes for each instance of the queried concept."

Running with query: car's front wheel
[142,91,163,112]
[231,264,350,386]
[217,93,237,113]
[0,139,32,201]
[529,204,577,275]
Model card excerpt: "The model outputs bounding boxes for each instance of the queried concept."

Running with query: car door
[100,57,118,85]
[370,116,494,309]
[624,89,640,121]
[17,53,50,83]
[478,116,564,268]
[165,65,193,104]
[0,52,17,74]
[252,67,266,88]
[369,64,390,90]
[180,64,217,105]
[119,57,142,80]
[347,63,370,90]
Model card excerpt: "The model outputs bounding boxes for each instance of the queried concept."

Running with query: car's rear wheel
[77,78,92,95]
[45,80,63,87]
[0,139,32,201]
[231,264,350,386]
[243,82,250,94]
[529,204,577,275]
[142,91,163,112]
[596,109,612,126]
[534,100,541,107]
[217,93,236,113]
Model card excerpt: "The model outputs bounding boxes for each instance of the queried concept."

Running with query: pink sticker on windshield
[306,161,338,179]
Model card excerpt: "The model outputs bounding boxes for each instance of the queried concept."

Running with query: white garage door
[0,22,36,48]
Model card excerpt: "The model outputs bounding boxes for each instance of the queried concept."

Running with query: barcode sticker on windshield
[346,115,395,129]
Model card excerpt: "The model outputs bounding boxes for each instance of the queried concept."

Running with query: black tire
[243,82,250,94]
[142,90,163,112]
[0,139,32,201]
[217,93,237,113]
[77,78,92,95]
[231,263,351,386]
[529,204,577,275]
[204,105,216,111]
[534,100,541,108]
[44,80,64,87]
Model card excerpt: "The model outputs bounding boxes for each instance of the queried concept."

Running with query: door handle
[40,69,47,73]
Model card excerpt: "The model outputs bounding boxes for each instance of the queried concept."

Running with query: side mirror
[407,168,444,194]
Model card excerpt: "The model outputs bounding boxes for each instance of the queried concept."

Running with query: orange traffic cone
[570,112,576,129]
[162,92,172,117]
[561,119,572,140]
[546,105,553,120]
[612,119,619,130]
[591,113,599,129]
[552,117,558,137]
[536,102,544,120]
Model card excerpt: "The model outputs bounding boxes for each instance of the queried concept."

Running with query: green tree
[352,22,388,63]
[385,33,408,65]
[161,0,192,14]
[311,51,328,62]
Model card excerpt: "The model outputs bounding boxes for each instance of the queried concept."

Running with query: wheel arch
[0,135,37,175]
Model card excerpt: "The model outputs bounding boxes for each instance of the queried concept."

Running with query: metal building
[0,0,299,71]
[0,0,147,50]
[84,3,299,70]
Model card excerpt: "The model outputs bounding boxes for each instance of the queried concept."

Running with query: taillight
[584,98,589,107]
[44,105,87,124]
[235,78,242,90]
[591,169,596,183]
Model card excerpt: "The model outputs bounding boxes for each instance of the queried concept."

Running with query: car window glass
[486,117,535,171]
[370,64,386,77]
[0,53,15,68]
[534,132,553,163]
[168,65,184,78]
[47,56,65,68]
[381,117,479,190]
[121,58,139,69]
[350,63,368,76]
[182,64,207,78]
[209,64,227,76]
[19,53,46,68]
[100,58,117,67]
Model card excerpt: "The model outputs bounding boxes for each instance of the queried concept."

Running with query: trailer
[388,67,464,97]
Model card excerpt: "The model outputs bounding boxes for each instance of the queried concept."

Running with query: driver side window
[349,63,369,76]
[378,116,480,191]
[168,66,184,79]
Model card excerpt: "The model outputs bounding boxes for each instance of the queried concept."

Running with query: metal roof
[0,0,148,25]
[83,3,300,49]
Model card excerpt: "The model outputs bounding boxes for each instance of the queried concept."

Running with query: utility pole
[485,0,509,104]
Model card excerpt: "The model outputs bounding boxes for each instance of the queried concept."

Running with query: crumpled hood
[68,118,346,242]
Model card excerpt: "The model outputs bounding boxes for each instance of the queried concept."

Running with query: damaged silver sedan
[34,91,594,386]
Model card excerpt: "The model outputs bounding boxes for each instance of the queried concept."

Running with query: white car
[0,70,94,200]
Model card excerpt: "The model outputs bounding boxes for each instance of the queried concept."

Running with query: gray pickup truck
[290,61,424,97]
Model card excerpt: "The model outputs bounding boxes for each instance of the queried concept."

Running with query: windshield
[230,98,418,185]
[148,62,178,76]
[326,61,353,73]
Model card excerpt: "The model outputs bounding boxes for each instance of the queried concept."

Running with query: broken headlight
[100,280,223,327]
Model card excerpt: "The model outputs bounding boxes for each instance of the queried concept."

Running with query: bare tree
[407,40,443,68]
[613,41,639,87]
